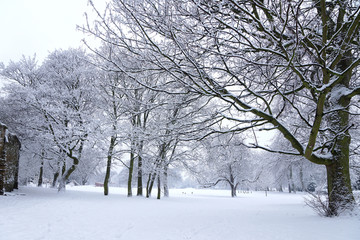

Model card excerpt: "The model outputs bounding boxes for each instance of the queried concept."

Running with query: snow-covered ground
[1,186,359,240]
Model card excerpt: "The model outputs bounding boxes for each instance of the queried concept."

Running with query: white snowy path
[0,186,359,240]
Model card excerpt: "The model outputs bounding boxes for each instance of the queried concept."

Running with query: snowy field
[1,186,359,240]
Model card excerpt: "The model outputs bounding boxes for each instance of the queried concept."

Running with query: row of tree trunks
[146,142,168,198]
[145,167,167,200]
[127,142,171,199]
[127,100,148,197]
[146,170,157,198]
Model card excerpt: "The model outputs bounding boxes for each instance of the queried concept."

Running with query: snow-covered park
[1,2,360,239]
[1,186,359,240]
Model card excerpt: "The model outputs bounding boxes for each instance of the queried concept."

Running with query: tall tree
[83,0,360,215]
[199,133,259,197]
[95,57,125,195]
[1,49,97,191]
[0,56,57,186]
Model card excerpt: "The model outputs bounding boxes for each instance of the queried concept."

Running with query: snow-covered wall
[0,123,20,194]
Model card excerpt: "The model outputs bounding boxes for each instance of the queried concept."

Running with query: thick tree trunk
[57,140,84,192]
[157,174,161,200]
[52,171,59,188]
[137,153,143,196]
[104,135,116,196]
[58,157,79,192]
[326,147,354,215]
[38,161,44,187]
[146,173,152,198]
[229,167,236,197]
[288,183,291,194]
[324,52,355,215]
[231,184,237,197]
[127,150,135,197]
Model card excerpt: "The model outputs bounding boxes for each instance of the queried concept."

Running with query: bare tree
[82,0,360,215]
[199,132,260,197]
[95,57,126,195]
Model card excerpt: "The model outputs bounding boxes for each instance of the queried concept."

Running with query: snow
[328,84,352,104]
[0,186,359,240]
[4,129,9,143]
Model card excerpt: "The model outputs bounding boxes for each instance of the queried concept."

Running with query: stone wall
[0,124,6,195]
[0,123,21,195]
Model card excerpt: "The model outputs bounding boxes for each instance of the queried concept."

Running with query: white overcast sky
[0,0,106,65]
